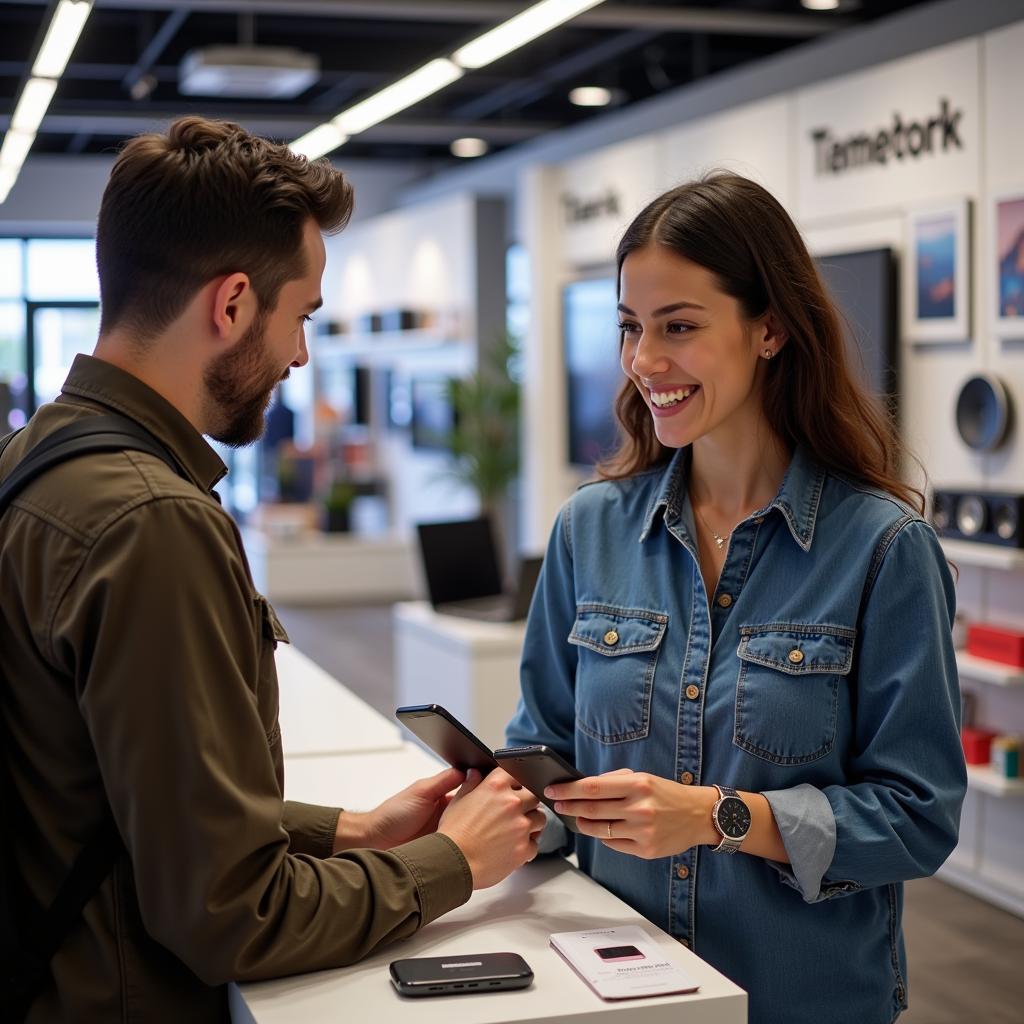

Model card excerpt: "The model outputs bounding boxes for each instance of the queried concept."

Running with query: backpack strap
[0,413,189,1021]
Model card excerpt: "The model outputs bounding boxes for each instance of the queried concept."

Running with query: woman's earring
[762,348,773,359]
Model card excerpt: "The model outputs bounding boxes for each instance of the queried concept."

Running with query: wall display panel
[559,135,662,269]
[796,39,981,224]
[562,277,623,468]
[814,248,898,410]
[991,190,1024,339]
[904,199,972,343]
[660,97,793,209]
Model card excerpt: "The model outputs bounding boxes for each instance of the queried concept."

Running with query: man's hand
[334,767,465,853]
[438,768,546,889]
[546,769,719,860]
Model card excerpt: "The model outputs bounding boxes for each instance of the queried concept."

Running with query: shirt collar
[639,444,825,552]
[59,354,227,492]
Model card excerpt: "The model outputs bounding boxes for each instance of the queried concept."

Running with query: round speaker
[956,495,988,536]
[931,492,954,531]
[955,375,1012,452]
[993,500,1019,541]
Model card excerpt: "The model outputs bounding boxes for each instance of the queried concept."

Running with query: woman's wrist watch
[710,785,752,854]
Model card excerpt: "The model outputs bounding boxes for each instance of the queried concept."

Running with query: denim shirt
[507,446,965,1024]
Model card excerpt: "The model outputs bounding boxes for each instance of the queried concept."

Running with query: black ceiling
[1,0,934,163]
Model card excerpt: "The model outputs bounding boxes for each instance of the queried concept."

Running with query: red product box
[961,727,997,765]
[966,624,1024,668]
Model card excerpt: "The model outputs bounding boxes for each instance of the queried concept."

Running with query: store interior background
[2,1,1023,1019]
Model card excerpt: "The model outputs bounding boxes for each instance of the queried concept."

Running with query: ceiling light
[453,0,606,71]
[569,85,613,107]
[0,166,17,204]
[0,130,37,172]
[290,123,348,160]
[333,58,463,136]
[800,0,841,9]
[32,0,94,79]
[11,78,58,134]
[450,137,489,158]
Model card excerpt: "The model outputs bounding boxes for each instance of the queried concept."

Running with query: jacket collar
[640,444,825,552]
[59,354,227,493]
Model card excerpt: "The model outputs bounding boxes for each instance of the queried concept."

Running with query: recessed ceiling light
[451,137,489,158]
[801,0,841,10]
[569,86,613,107]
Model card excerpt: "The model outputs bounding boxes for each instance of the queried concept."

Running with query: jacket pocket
[733,623,855,765]
[569,604,667,744]
[254,592,290,746]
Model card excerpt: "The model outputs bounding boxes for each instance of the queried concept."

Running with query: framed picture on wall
[993,189,1024,339]
[904,199,971,343]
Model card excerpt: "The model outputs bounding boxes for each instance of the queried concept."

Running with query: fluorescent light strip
[453,0,605,70]
[290,123,349,160]
[0,167,17,204]
[333,58,463,136]
[11,78,59,134]
[0,130,38,172]
[32,0,94,78]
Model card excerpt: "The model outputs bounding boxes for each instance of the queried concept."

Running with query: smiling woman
[506,172,967,1024]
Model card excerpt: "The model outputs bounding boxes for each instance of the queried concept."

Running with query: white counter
[230,855,746,1024]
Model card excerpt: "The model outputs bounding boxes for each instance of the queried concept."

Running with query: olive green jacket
[0,355,471,1022]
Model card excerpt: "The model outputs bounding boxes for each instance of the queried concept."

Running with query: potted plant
[444,331,521,553]
[321,478,356,533]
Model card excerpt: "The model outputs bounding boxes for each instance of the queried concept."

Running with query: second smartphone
[493,744,584,834]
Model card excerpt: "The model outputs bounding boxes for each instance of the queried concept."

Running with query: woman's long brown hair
[598,172,925,514]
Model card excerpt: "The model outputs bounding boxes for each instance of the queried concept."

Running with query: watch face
[716,796,751,839]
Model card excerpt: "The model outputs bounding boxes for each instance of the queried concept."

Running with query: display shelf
[939,538,1024,571]
[966,764,1024,798]
[316,328,468,358]
[956,651,1024,687]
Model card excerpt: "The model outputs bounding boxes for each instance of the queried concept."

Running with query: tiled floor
[277,601,1024,1022]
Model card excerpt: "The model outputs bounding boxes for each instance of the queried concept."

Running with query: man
[0,116,543,1021]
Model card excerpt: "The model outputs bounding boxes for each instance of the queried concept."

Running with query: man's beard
[203,310,286,447]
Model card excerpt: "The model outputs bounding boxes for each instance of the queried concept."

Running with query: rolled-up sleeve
[768,519,966,902]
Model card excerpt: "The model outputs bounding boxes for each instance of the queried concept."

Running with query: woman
[507,173,965,1024]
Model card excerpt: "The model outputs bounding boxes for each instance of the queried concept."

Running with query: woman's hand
[546,768,719,859]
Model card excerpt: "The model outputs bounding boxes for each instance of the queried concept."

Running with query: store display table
[242,527,421,604]
[276,643,403,758]
[230,853,746,1024]
[393,601,527,749]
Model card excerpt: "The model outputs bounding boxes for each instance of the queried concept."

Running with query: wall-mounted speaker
[955,374,1013,452]
[930,489,1024,547]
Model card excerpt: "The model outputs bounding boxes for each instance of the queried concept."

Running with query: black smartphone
[395,704,498,774]
[492,744,584,833]
[389,952,533,997]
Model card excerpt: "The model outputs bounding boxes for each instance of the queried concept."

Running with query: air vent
[179,46,319,99]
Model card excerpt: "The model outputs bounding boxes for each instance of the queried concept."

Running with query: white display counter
[393,601,527,750]
[242,527,421,604]
[276,643,403,758]
[230,854,746,1024]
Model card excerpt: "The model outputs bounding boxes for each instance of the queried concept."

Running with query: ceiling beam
[123,8,190,92]
[12,1,849,38]
[0,110,550,145]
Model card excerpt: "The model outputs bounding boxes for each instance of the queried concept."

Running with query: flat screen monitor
[814,248,898,409]
[563,277,624,466]
[410,376,455,451]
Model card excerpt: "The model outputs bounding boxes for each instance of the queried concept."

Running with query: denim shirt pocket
[569,604,668,744]
[734,622,855,765]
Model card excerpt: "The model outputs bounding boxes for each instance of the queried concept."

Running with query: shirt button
[788,648,805,665]
[716,593,733,609]
[685,684,700,700]
[754,516,765,524]
[676,865,690,880]
[679,771,694,785]
[603,629,619,646]
[677,938,690,949]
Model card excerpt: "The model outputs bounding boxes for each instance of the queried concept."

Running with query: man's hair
[96,116,353,340]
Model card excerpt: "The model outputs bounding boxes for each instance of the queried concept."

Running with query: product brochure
[549,925,700,1001]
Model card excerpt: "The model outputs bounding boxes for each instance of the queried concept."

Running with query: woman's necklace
[694,504,729,551]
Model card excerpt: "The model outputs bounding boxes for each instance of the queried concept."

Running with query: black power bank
[389,952,534,997]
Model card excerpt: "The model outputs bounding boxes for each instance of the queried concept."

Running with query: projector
[179,46,320,99]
